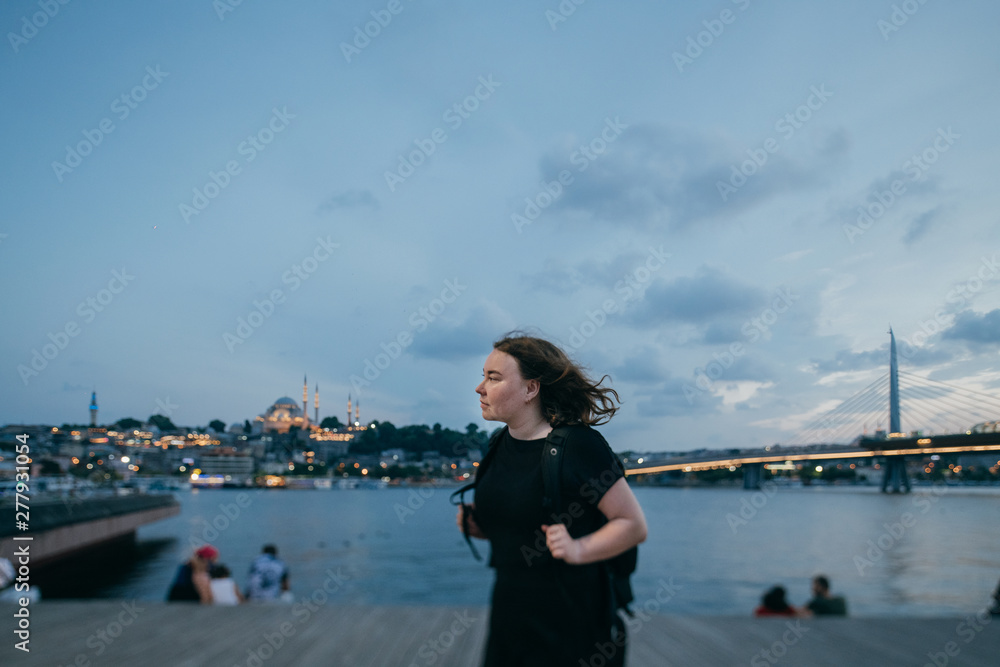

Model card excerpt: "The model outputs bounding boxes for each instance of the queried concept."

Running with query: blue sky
[2,0,999,452]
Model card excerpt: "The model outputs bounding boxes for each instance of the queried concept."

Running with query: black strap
[540,427,570,522]
[449,482,482,561]
[450,427,506,561]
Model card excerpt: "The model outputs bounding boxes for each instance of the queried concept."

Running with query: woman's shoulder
[556,422,607,443]
[556,424,623,476]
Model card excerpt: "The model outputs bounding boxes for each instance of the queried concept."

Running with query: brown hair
[493,332,620,426]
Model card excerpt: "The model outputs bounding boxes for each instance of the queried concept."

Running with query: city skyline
[3,2,999,452]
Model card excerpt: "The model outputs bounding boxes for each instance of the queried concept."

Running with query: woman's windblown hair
[493,332,620,426]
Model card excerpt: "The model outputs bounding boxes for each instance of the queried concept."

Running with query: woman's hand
[542,523,584,564]
[456,503,486,539]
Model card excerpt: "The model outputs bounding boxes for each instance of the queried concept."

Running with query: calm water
[85,484,1000,616]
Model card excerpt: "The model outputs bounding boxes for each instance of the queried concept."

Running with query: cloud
[535,123,845,229]
[521,247,671,296]
[409,303,515,362]
[809,340,955,375]
[902,206,945,245]
[634,376,723,417]
[612,346,671,384]
[942,308,1000,345]
[626,266,765,328]
[829,170,943,229]
[518,258,589,296]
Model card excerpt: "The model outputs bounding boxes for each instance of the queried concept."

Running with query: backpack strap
[450,427,506,561]
[540,426,570,522]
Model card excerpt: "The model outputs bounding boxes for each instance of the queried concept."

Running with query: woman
[166,544,217,603]
[456,333,647,666]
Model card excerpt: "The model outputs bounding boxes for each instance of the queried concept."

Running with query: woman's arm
[543,477,647,565]
[455,503,486,539]
[193,571,213,604]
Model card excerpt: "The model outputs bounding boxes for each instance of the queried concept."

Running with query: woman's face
[475,349,536,424]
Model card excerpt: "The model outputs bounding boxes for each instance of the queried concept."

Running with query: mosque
[255,376,363,435]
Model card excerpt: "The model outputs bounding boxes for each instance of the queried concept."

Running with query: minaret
[355,398,359,426]
[889,328,901,434]
[347,394,352,429]
[314,384,319,425]
[302,375,309,426]
[89,390,98,427]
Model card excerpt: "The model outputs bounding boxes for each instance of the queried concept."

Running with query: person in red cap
[167,544,218,603]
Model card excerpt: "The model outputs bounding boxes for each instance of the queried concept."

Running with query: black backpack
[450,425,638,619]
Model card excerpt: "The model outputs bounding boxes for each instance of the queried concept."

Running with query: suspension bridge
[626,330,1000,492]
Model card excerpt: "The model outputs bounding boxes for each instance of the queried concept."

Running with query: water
[78,484,1000,616]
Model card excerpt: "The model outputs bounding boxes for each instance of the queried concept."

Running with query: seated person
[806,575,847,616]
[754,585,800,617]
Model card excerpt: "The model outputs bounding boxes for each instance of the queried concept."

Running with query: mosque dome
[259,396,306,433]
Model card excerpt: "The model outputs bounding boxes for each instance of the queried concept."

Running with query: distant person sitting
[167,545,217,603]
[209,564,244,605]
[806,575,847,616]
[754,585,801,617]
[246,544,289,601]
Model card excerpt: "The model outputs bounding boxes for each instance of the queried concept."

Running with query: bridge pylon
[881,455,911,493]
[880,329,911,493]
[742,462,763,490]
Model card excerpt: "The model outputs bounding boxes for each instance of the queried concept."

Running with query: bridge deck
[2,602,997,666]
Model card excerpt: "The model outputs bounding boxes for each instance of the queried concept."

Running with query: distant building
[197,447,254,477]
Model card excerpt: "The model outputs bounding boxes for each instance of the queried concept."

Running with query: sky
[2,0,999,452]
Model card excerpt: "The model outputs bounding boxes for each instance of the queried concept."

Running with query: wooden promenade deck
[1,602,997,666]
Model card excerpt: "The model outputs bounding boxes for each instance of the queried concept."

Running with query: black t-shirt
[474,424,625,569]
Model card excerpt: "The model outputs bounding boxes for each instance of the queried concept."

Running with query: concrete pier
[0,494,179,566]
[0,602,996,666]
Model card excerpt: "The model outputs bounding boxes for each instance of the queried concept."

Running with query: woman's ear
[524,378,541,402]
